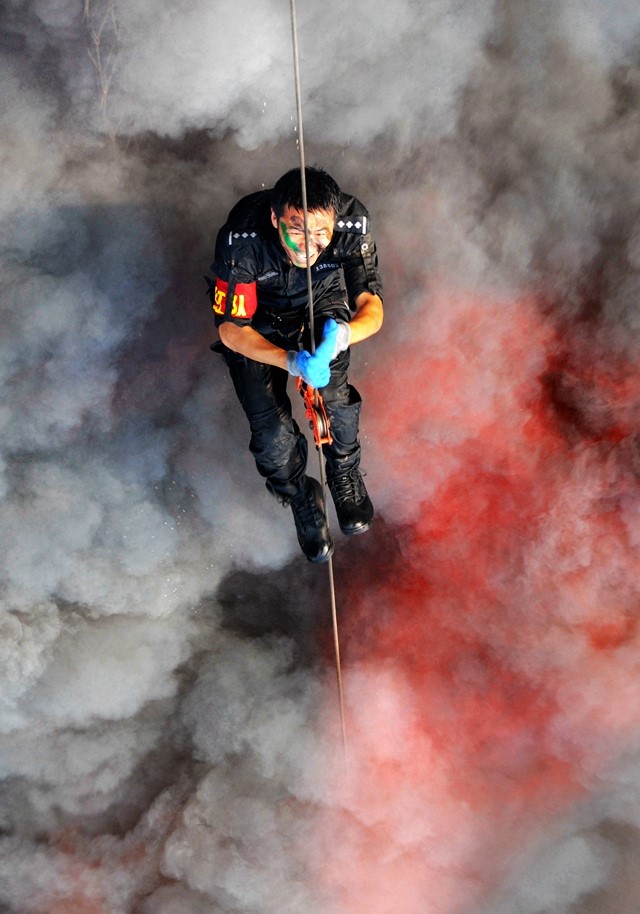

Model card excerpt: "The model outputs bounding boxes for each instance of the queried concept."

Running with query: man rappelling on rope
[208,166,384,564]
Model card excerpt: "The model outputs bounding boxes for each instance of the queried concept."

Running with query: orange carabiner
[296,378,333,447]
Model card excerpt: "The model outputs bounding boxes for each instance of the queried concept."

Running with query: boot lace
[329,470,365,506]
[291,484,323,527]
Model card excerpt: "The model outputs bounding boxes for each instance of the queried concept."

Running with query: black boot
[289,477,334,563]
[328,469,374,535]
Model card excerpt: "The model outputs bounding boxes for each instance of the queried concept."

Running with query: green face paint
[280,220,303,254]
[277,211,333,267]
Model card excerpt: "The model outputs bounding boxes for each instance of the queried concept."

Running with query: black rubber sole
[304,541,335,563]
[339,520,372,536]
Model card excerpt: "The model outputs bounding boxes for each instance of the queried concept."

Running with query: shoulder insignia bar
[228,230,260,244]
[334,216,368,235]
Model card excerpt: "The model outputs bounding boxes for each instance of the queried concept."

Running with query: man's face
[271,205,335,268]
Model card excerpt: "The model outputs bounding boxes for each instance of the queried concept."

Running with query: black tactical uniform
[209,187,383,556]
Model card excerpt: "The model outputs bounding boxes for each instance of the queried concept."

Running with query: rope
[288,0,315,354]
[289,0,348,758]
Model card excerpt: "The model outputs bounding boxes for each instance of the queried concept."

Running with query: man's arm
[219,321,334,388]
[218,322,289,369]
[219,294,382,365]
[347,291,384,345]
[218,281,383,367]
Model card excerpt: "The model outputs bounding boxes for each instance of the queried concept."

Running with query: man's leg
[223,348,333,562]
[321,350,374,535]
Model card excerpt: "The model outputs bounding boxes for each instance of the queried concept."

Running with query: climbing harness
[289,0,347,757]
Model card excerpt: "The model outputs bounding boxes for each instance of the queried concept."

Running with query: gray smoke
[1,1,640,912]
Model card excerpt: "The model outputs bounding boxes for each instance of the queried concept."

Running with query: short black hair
[271,166,341,218]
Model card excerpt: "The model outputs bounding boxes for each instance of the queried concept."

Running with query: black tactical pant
[222,344,363,500]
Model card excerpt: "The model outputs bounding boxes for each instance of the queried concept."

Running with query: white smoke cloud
[482,830,616,914]
[1,1,640,913]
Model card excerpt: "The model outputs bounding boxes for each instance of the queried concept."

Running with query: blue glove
[315,318,350,362]
[287,349,331,388]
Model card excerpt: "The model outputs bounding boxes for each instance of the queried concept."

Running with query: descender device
[296,378,333,448]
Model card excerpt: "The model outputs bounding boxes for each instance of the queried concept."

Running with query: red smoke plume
[316,290,640,913]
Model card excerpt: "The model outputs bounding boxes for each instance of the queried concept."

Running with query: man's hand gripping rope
[286,319,351,447]
[285,318,350,387]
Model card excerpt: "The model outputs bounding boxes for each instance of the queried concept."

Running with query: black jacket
[210,189,383,341]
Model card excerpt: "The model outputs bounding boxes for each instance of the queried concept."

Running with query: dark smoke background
[2,1,640,912]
